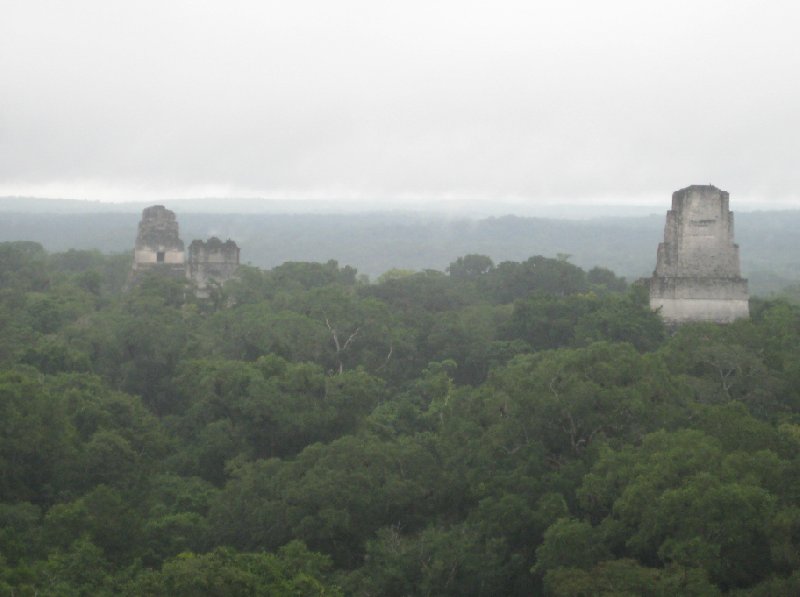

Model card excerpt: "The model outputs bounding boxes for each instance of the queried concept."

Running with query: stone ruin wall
[650,185,749,324]
[129,206,240,293]
[655,189,741,278]
[187,237,241,297]
[130,205,186,283]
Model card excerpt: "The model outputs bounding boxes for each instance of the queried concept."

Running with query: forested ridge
[3,241,800,595]
[5,209,800,295]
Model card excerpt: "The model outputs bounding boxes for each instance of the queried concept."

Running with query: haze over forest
[3,1,799,289]
[2,196,800,296]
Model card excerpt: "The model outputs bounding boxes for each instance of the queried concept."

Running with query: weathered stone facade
[130,205,186,281]
[187,237,240,298]
[649,185,749,324]
[129,206,240,293]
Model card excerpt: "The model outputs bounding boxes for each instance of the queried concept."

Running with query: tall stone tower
[649,185,749,324]
[130,205,186,280]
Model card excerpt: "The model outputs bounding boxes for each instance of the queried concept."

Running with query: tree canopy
[1,242,799,595]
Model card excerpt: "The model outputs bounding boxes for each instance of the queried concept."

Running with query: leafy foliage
[2,242,800,595]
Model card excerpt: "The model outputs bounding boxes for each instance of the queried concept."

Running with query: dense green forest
[3,240,800,595]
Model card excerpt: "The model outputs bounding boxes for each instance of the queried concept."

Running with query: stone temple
[187,237,241,298]
[129,205,240,295]
[649,185,749,324]
[131,205,186,280]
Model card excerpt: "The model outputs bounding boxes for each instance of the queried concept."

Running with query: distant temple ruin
[129,205,240,294]
[131,205,186,280]
[187,238,241,298]
[649,185,749,324]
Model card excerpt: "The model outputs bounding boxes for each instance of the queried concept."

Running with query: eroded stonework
[650,185,749,324]
[129,206,240,293]
[131,205,186,280]
[187,237,240,298]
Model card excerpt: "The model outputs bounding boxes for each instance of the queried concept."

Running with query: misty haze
[3,1,800,596]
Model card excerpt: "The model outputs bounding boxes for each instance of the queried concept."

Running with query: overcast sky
[2,0,799,207]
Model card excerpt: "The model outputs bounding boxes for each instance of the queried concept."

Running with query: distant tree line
[6,210,800,295]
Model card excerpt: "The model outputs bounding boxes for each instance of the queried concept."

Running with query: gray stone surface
[129,205,240,294]
[130,205,186,280]
[650,185,749,324]
[187,237,240,297]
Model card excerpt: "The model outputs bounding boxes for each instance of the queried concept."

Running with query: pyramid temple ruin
[129,205,240,296]
[131,205,186,279]
[649,185,749,324]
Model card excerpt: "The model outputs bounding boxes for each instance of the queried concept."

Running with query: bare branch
[325,317,341,352]
[376,342,394,372]
[341,327,360,352]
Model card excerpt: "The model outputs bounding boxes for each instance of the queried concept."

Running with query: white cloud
[2,0,799,205]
